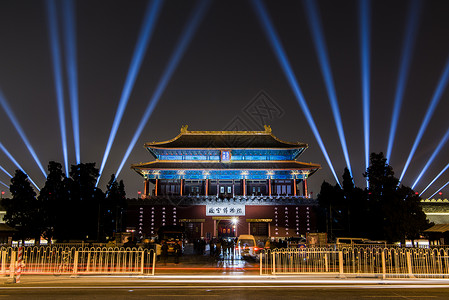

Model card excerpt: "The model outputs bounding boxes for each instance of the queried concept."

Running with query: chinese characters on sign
[206,205,245,216]
[221,150,231,162]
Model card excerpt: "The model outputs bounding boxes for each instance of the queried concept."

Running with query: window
[220,186,224,193]
[227,186,232,193]
[250,223,268,236]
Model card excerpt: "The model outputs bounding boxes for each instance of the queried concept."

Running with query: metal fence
[260,247,449,278]
[0,246,156,277]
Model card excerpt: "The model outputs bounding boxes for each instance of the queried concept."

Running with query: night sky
[1,0,449,199]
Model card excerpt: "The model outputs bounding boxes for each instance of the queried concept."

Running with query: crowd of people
[208,238,237,260]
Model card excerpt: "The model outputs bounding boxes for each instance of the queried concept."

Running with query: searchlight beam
[0,165,12,178]
[412,127,449,190]
[45,0,70,176]
[115,0,211,178]
[303,0,353,178]
[398,55,449,184]
[62,0,81,165]
[0,90,46,178]
[0,142,40,190]
[251,0,341,186]
[429,181,449,200]
[96,0,163,186]
[359,0,371,187]
[420,162,449,197]
[386,0,421,162]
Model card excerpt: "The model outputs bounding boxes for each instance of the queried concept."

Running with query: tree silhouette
[103,174,127,240]
[3,170,40,243]
[318,152,431,243]
[67,163,104,240]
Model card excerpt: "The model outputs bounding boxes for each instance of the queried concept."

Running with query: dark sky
[1,0,449,199]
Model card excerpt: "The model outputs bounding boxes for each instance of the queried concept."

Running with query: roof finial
[180,125,189,133]
[264,125,272,133]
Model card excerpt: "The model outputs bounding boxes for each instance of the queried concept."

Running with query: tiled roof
[145,126,307,149]
[424,224,449,233]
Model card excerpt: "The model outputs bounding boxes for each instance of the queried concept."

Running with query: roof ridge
[145,125,306,147]
[180,124,272,135]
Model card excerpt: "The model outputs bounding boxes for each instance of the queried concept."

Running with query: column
[268,222,271,237]
[232,180,235,197]
[303,178,308,198]
[243,179,246,196]
[268,178,271,197]
[155,179,158,196]
[205,179,209,196]
[144,179,149,198]
[234,218,238,236]
[180,178,183,196]
[293,178,297,196]
[217,180,219,197]
[214,220,217,238]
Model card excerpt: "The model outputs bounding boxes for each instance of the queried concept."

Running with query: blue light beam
[96,0,163,186]
[359,0,371,187]
[429,181,449,200]
[62,0,81,165]
[399,55,449,184]
[46,0,69,176]
[412,127,449,190]
[0,90,47,178]
[0,165,12,178]
[419,162,449,197]
[0,180,7,189]
[0,141,40,190]
[386,0,421,162]
[251,0,341,187]
[115,0,211,178]
[303,0,353,178]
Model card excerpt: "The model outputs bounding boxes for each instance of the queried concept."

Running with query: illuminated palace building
[128,125,320,241]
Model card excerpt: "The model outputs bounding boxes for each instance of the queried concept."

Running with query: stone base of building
[126,196,317,242]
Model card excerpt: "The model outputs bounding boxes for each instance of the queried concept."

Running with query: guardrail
[260,247,449,278]
[0,246,156,277]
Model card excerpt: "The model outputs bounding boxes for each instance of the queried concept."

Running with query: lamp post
[1,191,4,199]
[137,190,141,199]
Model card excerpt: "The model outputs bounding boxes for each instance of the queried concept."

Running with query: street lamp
[137,190,141,199]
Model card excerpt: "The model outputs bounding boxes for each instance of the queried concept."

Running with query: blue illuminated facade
[131,125,320,198]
